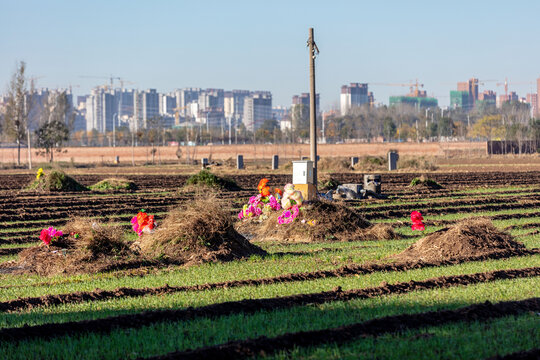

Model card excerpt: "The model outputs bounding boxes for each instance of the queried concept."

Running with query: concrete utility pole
[27,128,32,169]
[308,27,319,186]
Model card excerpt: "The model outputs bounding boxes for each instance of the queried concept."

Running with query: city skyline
[2,0,540,110]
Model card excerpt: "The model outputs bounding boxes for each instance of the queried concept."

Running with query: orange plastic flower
[258,178,269,191]
[258,178,271,197]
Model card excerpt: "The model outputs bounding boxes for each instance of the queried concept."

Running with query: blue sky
[1,0,539,109]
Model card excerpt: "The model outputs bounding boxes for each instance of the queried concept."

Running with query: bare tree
[3,61,34,165]
[35,91,71,162]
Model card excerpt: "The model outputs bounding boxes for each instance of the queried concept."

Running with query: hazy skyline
[2,0,539,110]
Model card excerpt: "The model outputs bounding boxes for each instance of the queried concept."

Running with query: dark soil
[0,248,537,312]
[392,218,527,262]
[140,297,540,360]
[0,248,25,256]
[0,266,537,342]
[2,171,540,192]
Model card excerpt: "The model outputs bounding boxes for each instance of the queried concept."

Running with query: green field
[0,173,539,359]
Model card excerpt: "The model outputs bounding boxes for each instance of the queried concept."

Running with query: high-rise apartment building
[497,92,518,108]
[141,89,159,127]
[526,93,537,116]
[476,90,497,112]
[85,87,115,132]
[292,93,320,108]
[340,83,369,115]
[243,92,272,132]
[537,77,540,116]
[224,90,250,124]
[174,88,201,118]
[198,88,224,112]
[159,93,176,116]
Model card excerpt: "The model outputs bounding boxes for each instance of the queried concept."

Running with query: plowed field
[0,168,538,360]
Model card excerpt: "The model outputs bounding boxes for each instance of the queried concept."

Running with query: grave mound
[392,218,525,262]
[139,197,266,265]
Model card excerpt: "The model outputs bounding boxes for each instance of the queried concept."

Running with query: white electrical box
[292,160,314,184]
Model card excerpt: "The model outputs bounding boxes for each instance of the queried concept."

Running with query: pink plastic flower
[40,227,63,245]
[277,205,300,225]
[268,195,281,211]
[278,210,293,224]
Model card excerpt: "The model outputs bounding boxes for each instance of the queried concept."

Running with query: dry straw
[139,195,266,265]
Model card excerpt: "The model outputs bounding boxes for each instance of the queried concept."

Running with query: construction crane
[172,106,189,126]
[369,79,424,96]
[79,75,134,90]
[496,78,534,97]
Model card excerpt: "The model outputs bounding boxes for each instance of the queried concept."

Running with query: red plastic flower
[410,211,423,222]
[39,226,63,245]
[40,229,52,245]
[131,211,156,236]
[411,222,425,231]
[410,211,425,231]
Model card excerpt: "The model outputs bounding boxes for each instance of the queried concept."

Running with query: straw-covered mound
[409,175,443,189]
[89,178,137,192]
[139,197,266,265]
[251,200,397,242]
[185,170,240,191]
[392,218,525,262]
[13,218,134,275]
[28,169,88,192]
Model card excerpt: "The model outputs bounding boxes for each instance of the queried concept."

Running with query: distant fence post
[388,151,398,171]
[237,155,244,169]
[272,155,279,170]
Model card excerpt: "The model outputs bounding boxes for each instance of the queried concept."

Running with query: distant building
[195,108,225,128]
[224,90,250,126]
[340,83,369,115]
[475,90,497,112]
[243,92,272,132]
[273,106,291,132]
[141,89,159,127]
[272,106,288,123]
[450,78,480,111]
[174,88,201,118]
[537,77,540,116]
[389,87,437,109]
[497,91,519,108]
[458,78,479,106]
[159,93,176,116]
[291,93,320,132]
[198,88,224,112]
[292,93,320,108]
[85,87,115,132]
[450,91,471,111]
[527,93,538,117]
